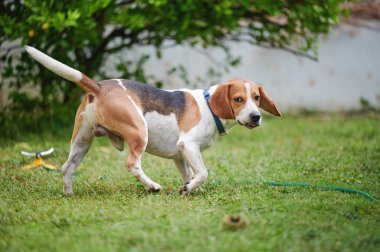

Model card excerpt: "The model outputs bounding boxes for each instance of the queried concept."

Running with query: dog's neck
[220,118,237,134]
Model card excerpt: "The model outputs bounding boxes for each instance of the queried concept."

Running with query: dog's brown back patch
[97,79,201,132]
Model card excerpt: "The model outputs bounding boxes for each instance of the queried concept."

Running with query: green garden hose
[212,180,379,202]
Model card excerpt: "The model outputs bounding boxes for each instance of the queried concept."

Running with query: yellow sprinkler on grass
[21,148,59,171]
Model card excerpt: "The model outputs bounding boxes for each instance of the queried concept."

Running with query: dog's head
[209,80,281,129]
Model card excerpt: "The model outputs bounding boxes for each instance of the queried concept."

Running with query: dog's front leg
[173,158,194,184]
[177,141,208,195]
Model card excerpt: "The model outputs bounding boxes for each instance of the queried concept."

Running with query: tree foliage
[0,0,344,135]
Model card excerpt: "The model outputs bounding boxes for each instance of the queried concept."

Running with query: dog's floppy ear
[258,85,282,117]
[209,83,234,119]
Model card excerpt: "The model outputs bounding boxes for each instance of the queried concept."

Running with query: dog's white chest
[144,112,181,158]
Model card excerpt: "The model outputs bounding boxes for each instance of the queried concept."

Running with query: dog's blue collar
[203,88,226,135]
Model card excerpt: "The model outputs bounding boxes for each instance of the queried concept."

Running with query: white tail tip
[25,45,82,83]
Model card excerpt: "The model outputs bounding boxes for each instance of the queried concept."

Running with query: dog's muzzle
[237,112,261,129]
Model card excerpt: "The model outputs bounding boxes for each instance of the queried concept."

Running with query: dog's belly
[144,112,181,159]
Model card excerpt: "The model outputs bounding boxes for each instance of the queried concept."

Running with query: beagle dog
[25,46,281,195]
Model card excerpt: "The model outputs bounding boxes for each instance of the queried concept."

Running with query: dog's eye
[254,95,260,101]
[234,97,243,103]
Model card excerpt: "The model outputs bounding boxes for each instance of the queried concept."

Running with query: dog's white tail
[25,45,100,94]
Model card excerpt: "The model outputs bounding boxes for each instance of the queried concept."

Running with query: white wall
[108,22,380,111]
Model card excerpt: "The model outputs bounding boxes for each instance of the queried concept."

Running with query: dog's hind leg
[98,95,162,193]
[62,96,95,195]
[62,132,93,195]
[125,133,162,193]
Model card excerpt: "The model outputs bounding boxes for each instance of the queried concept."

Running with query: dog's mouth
[237,120,259,129]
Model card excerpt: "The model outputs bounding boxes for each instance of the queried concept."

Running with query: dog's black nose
[250,113,261,122]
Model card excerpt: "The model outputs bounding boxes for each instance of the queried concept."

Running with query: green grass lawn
[1,115,379,251]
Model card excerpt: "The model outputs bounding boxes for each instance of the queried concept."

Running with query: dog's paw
[63,186,74,197]
[147,183,162,193]
[179,183,190,196]
[148,187,161,193]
